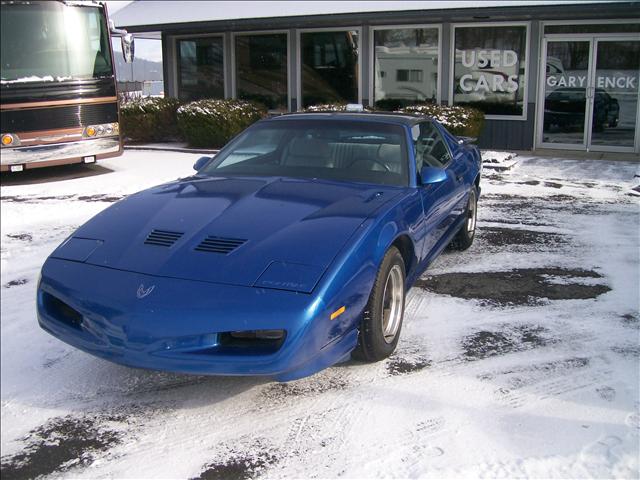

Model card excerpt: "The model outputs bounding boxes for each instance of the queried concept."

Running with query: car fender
[309,193,419,349]
[377,221,400,255]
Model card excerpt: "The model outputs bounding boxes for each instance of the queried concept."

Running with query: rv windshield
[0,2,113,83]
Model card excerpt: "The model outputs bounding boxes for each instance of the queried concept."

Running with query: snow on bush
[177,99,266,148]
[304,104,350,112]
[303,102,484,139]
[120,97,181,143]
[398,104,484,138]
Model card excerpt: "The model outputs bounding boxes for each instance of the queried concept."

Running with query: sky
[105,1,132,15]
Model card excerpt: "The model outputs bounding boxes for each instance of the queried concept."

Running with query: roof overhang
[111,1,639,32]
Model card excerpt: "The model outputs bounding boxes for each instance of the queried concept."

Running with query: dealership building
[112,1,640,155]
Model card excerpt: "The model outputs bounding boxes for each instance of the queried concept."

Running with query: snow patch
[1,76,74,84]
[1,152,638,478]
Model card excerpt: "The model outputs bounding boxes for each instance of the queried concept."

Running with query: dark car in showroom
[544,87,619,131]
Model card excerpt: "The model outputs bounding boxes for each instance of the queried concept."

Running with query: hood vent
[144,229,184,247]
[195,236,247,254]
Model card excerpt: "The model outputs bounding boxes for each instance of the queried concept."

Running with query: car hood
[58,176,401,291]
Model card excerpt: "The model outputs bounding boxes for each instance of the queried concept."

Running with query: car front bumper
[37,258,357,381]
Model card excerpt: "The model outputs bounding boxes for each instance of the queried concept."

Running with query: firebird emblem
[136,284,155,299]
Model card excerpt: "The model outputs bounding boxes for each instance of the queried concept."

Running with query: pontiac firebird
[37,112,482,381]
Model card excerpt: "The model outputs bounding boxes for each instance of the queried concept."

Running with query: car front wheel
[353,246,406,361]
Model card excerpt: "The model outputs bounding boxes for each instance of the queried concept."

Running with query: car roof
[266,112,427,127]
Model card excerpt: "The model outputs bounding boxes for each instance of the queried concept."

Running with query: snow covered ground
[1,151,639,479]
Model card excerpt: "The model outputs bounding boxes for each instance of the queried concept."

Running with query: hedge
[373,98,426,112]
[303,102,484,138]
[121,97,483,146]
[398,104,485,138]
[177,99,267,148]
[303,103,350,112]
[120,97,180,142]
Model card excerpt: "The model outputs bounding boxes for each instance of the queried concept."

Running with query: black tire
[451,187,478,251]
[352,246,406,362]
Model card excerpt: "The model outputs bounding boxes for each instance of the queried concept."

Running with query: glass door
[540,39,593,149]
[539,35,640,152]
[588,39,640,151]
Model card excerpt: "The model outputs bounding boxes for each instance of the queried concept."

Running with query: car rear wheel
[353,246,406,362]
[451,187,478,251]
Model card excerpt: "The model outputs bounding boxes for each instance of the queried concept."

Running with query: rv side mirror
[121,33,135,63]
[109,20,135,63]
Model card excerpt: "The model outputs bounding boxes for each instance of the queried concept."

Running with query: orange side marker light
[330,306,346,320]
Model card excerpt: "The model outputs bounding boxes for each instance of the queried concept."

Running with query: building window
[373,27,439,110]
[177,36,224,101]
[396,69,424,82]
[235,33,288,110]
[452,24,528,117]
[300,30,359,108]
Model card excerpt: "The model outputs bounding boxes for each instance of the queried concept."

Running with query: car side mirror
[193,156,211,171]
[420,166,447,185]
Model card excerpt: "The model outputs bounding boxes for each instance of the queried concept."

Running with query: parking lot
[1,151,639,479]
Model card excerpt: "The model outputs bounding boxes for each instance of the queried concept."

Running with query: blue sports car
[37,112,482,381]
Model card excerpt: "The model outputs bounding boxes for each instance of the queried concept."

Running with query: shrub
[303,102,484,138]
[374,98,436,112]
[303,103,350,112]
[120,97,181,142]
[177,99,267,148]
[398,104,485,138]
[237,93,287,111]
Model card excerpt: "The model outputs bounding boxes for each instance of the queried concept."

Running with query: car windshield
[548,88,585,101]
[201,119,409,187]
[1,2,112,83]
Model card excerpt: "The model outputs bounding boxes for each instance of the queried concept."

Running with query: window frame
[296,26,363,110]
[369,24,443,108]
[449,21,531,121]
[173,33,227,101]
[231,30,291,111]
[542,19,640,36]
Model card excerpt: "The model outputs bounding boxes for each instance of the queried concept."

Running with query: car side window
[415,122,452,170]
